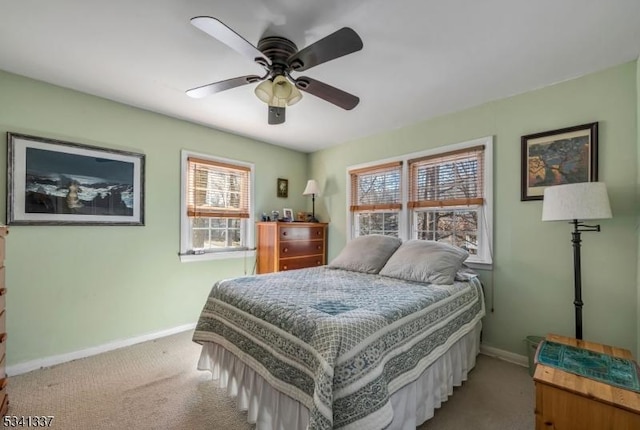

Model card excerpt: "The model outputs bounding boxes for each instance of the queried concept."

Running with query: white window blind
[408,145,484,208]
[186,157,250,219]
[349,161,403,212]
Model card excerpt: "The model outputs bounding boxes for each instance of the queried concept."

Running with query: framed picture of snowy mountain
[6,133,145,225]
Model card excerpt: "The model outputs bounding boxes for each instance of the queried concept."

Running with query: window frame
[349,161,404,238]
[346,136,493,268]
[179,150,255,263]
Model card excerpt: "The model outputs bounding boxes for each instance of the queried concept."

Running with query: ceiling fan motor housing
[257,36,298,78]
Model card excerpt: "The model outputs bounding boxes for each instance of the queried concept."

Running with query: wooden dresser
[0,226,8,416]
[534,333,640,430]
[257,222,327,274]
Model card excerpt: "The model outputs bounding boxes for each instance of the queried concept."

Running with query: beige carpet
[8,331,534,429]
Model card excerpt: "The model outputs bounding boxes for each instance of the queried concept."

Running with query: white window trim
[179,150,256,263]
[346,136,493,269]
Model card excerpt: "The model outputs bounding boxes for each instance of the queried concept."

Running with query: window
[180,151,254,262]
[409,145,485,257]
[349,162,402,237]
[347,137,492,267]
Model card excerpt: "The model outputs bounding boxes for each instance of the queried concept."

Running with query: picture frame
[296,211,311,222]
[277,177,288,198]
[282,208,294,221]
[7,132,145,225]
[521,122,598,201]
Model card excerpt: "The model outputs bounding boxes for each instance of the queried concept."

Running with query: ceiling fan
[186,16,363,125]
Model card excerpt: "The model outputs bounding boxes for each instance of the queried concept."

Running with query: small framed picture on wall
[277,178,288,198]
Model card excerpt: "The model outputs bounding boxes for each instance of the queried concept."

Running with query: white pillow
[329,234,402,274]
[379,239,469,285]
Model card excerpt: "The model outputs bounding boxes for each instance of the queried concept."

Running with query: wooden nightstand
[533,333,640,429]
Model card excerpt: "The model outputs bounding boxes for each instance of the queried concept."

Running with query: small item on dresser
[282,208,293,222]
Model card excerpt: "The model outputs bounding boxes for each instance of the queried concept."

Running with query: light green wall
[0,70,309,366]
[309,62,639,356]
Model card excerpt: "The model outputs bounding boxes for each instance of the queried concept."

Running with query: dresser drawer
[279,226,325,241]
[0,334,5,377]
[0,378,7,416]
[280,240,324,258]
[279,255,324,271]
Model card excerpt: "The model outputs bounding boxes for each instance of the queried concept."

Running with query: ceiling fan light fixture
[287,85,302,106]
[254,79,273,103]
[255,75,302,108]
[270,96,288,108]
[272,75,292,99]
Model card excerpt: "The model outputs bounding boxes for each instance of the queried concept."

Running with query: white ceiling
[1,0,639,153]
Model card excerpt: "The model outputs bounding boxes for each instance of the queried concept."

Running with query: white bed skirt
[197,321,481,430]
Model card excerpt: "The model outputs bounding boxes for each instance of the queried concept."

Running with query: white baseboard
[480,344,528,367]
[7,323,197,377]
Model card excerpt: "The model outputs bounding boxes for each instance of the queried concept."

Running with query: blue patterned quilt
[193,266,485,430]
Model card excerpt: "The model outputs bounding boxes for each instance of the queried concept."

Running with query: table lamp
[302,179,320,222]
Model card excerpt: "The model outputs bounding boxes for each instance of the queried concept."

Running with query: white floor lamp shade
[542,182,612,221]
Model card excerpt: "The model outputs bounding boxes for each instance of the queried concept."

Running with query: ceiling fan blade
[186,75,262,98]
[191,16,271,67]
[287,28,363,72]
[268,106,286,125]
[294,77,359,110]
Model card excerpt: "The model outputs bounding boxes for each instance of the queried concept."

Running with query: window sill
[179,249,256,263]
[465,260,493,271]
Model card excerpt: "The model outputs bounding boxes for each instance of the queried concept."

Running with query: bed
[193,236,485,430]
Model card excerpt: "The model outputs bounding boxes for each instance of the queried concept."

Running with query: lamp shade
[287,85,302,106]
[270,75,291,107]
[542,182,612,221]
[303,179,320,196]
[254,80,273,104]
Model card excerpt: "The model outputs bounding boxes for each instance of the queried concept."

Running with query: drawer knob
[316,231,321,236]
[316,261,321,265]
[283,248,288,253]
[283,265,288,270]
[316,245,321,250]
[283,231,288,236]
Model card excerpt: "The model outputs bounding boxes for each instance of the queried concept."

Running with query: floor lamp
[303,179,320,222]
[541,182,612,340]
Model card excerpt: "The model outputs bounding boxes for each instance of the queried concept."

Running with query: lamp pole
[310,193,317,222]
[570,219,600,340]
